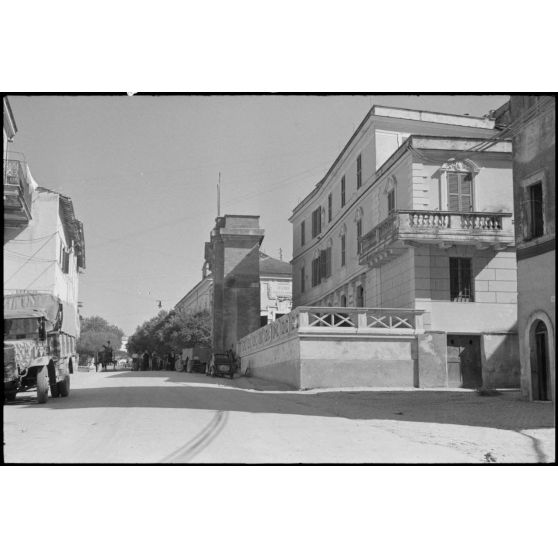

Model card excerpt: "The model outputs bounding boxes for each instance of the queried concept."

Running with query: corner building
[289,106,519,389]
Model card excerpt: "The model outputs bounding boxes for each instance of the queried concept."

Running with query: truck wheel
[36,366,49,404]
[50,381,60,398]
[58,375,70,397]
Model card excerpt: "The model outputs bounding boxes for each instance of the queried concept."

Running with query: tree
[127,309,211,356]
[77,315,125,360]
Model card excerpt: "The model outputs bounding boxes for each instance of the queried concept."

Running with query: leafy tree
[127,309,211,356]
[77,315,125,359]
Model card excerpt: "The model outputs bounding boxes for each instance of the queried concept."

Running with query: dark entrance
[531,320,550,401]
[447,335,482,388]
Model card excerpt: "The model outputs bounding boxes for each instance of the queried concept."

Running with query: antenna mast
[217,172,221,217]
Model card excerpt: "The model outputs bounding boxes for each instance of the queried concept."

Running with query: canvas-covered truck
[4,293,79,404]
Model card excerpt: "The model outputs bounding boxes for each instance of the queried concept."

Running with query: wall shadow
[9,381,555,432]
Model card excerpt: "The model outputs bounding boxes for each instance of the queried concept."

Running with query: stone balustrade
[238,306,425,355]
[359,209,514,261]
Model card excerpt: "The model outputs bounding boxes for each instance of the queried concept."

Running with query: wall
[4,190,79,304]
[260,277,292,322]
[517,250,556,398]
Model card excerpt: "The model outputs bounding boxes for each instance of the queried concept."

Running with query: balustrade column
[357,312,367,330]
[298,311,309,328]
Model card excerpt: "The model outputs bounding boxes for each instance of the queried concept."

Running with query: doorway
[447,335,482,388]
[531,320,550,400]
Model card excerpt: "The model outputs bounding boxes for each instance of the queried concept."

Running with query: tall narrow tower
[204,215,265,353]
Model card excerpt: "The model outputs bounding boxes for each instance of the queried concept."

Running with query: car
[207,353,235,379]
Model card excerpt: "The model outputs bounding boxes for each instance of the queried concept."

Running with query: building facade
[505,96,555,401]
[4,186,86,310]
[175,251,292,327]
[285,105,519,389]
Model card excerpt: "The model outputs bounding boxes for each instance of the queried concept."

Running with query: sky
[7,94,509,335]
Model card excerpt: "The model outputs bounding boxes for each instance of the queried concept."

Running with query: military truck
[4,293,79,404]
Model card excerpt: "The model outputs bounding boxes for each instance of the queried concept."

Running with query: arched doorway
[531,320,550,400]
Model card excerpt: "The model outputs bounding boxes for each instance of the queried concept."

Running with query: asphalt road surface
[3,368,555,463]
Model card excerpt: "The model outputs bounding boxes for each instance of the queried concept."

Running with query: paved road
[3,368,555,463]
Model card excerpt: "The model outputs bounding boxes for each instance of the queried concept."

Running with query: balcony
[359,209,514,265]
[4,158,33,228]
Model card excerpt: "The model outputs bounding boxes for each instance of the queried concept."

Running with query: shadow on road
[7,379,555,432]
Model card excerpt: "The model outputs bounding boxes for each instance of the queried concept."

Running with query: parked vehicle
[4,293,78,404]
[182,346,211,374]
[207,352,236,379]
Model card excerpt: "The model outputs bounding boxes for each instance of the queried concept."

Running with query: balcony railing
[238,306,425,354]
[4,158,33,226]
[359,209,514,263]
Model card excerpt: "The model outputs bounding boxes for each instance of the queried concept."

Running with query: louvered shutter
[448,173,460,212]
[460,173,473,211]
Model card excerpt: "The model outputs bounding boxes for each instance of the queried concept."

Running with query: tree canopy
[126,309,211,356]
[77,315,125,358]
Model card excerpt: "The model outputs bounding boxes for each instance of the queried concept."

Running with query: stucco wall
[4,191,80,305]
[517,250,556,398]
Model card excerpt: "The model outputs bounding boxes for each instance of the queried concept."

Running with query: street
[3,368,555,464]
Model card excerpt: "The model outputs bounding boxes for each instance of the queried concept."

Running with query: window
[447,172,473,212]
[300,266,305,293]
[525,182,544,240]
[311,207,322,238]
[341,234,346,266]
[340,294,347,307]
[328,193,332,222]
[356,219,362,254]
[356,285,364,308]
[312,257,320,287]
[300,221,306,246]
[388,189,396,213]
[357,154,362,189]
[450,258,473,302]
[62,251,70,274]
[341,176,346,207]
[311,248,332,287]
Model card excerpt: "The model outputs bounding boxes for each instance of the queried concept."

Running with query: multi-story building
[175,251,292,326]
[4,186,86,310]
[500,96,555,401]
[288,105,519,389]
[4,97,33,244]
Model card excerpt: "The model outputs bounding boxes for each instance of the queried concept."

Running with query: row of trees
[77,316,125,361]
[126,308,211,356]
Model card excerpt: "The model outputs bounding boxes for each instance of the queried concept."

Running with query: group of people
[130,350,179,371]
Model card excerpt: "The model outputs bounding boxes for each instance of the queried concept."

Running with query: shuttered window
[312,208,322,238]
[388,189,395,213]
[301,221,306,246]
[357,154,362,189]
[300,266,305,293]
[525,182,544,239]
[447,172,473,212]
[356,219,362,254]
[328,193,332,222]
[341,234,346,267]
[341,176,346,207]
[449,257,473,302]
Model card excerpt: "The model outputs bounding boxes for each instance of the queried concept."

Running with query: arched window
[440,158,480,212]
[340,294,347,307]
[356,284,364,307]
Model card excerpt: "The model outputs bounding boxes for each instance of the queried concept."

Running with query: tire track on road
[159,410,228,463]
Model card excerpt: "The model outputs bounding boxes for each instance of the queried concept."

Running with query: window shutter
[460,173,473,211]
[448,173,460,212]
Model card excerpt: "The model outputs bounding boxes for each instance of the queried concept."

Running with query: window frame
[341,234,346,267]
[449,257,474,302]
[525,181,544,240]
[447,171,474,213]
[356,219,362,255]
[300,220,306,246]
[341,176,346,207]
[356,154,362,189]
[311,207,322,238]
[328,193,332,222]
